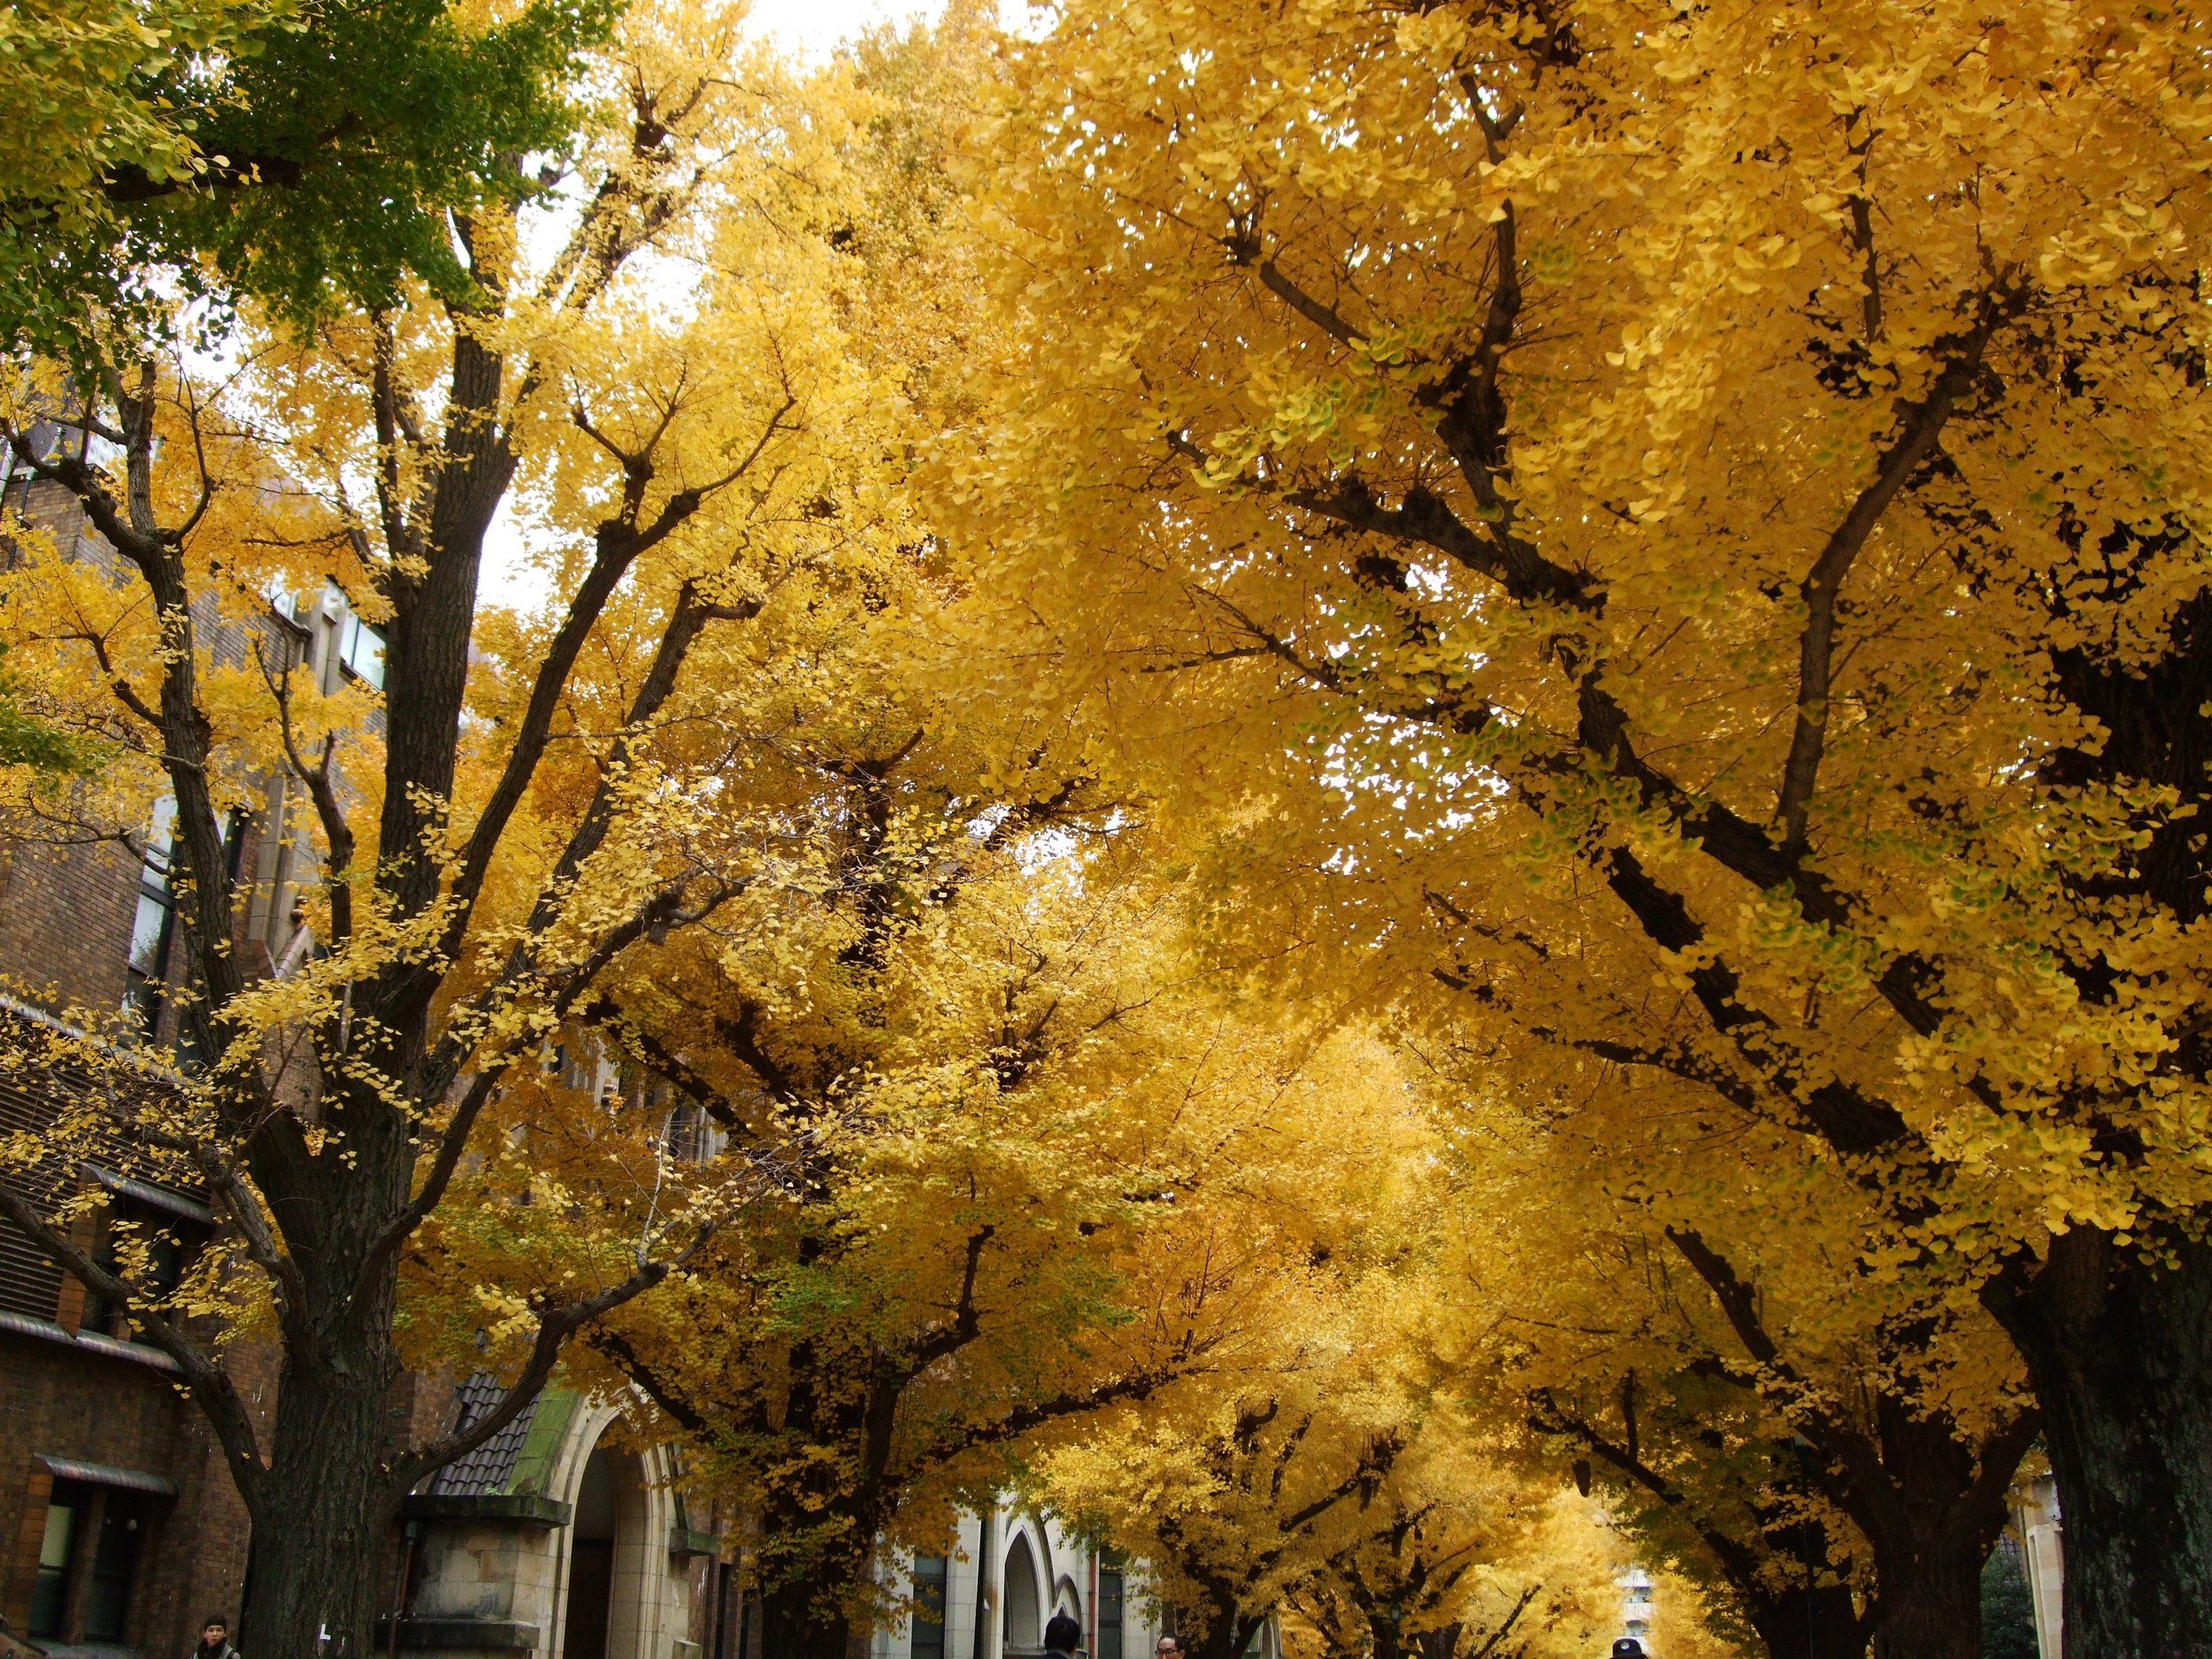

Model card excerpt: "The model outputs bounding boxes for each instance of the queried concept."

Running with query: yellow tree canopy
[526,821,1444,1649]
[943,5,2212,1647]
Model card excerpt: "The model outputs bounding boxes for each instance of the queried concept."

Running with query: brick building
[0,460,734,1659]
[0,463,296,1659]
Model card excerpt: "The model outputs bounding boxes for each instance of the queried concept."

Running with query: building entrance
[564,1447,619,1659]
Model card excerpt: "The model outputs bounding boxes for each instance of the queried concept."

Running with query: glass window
[911,1554,949,1659]
[265,576,307,625]
[340,612,385,688]
[27,1479,142,1641]
[30,1488,78,1637]
[1095,1570,1123,1659]
[83,1198,202,1342]
[123,799,177,1036]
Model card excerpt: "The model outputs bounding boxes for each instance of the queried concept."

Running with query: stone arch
[1002,1528,1043,1651]
[547,1407,683,1659]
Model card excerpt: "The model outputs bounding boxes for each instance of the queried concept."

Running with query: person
[1610,1640,1645,1658]
[1155,1638,1185,1659]
[191,1615,240,1659]
[1045,1611,1083,1658]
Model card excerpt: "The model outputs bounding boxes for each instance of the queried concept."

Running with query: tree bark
[1738,1579,1869,1659]
[1985,1227,2212,1659]
[236,1083,411,1658]
[748,1464,883,1659]
[1860,1409,2032,1659]
[242,1360,406,1658]
[1866,1556,1983,1659]
[757,1581,856,1659]
[1182,1611,1265,1659]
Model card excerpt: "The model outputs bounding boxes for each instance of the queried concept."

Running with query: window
[0,1074,63,1318]
[339,611,385,688]
[265,576,308,626]
[664,1100,718,1165]
[123,799,177,1036]
[1095,1568,1123,1659]
[911,1555,949,1659]
[29,1479,147,1644]
[31,1490,74,1635]
[81,1191,206,1343]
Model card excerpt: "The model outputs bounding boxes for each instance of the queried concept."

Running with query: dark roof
[425,1373,540,1497]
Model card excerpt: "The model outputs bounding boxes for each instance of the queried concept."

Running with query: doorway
[563,1448,618,1659]
[1002,1533,1041,1652]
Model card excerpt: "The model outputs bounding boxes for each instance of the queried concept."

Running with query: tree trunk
[1739,1579,1869,1659]
[749,1478,881,1659]
[1985,1226,2212,1659]
[238,1349,404,1657]
[1853,1398,2030,1659]
[758,1581,856,1659]
[235,1083,413,1659]
[1867,1557,1982,1659]
[1183,1610,1264,1659]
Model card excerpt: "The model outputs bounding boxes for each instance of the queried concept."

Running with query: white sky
[744,0,944,58]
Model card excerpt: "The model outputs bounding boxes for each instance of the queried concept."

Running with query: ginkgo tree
[1041,1374,1667,1659]
[1430,1061,2035,1659]
[0,4,937,1652]
[948,3,2212,1652]
[1275,1407,1647,1659]
[3,0,624,356]
[536,826,1425,1659]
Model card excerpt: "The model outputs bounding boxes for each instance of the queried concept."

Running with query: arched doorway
[562,1442,650,1659]
[564,1447,618,1659]
[1002,1532,1042,1652]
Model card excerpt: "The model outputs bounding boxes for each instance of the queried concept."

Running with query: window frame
[911,1552,950,1659]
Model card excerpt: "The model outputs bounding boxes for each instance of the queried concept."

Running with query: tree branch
[587,1325,711,1434]
[1775,278,2018,856]
[910,1225,995,1371]
[393,1221,715,1491]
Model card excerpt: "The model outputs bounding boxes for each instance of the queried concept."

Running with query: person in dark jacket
[1044,1611,1084,1657]
[191,1616,240,1659]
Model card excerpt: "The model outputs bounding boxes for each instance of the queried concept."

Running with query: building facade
[0,462,305,1659]
[2012,1475,2062,1659]
[388,1381,712,1659]
[396,1448,1171,1659]
[864,1509,1174,1659]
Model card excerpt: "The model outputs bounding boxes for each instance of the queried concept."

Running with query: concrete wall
[2016,1475,2064,1659]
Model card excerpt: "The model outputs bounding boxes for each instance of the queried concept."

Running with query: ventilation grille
[0,1070,66,1319]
